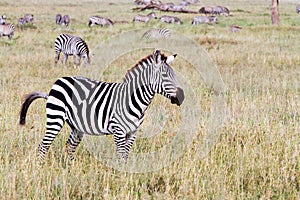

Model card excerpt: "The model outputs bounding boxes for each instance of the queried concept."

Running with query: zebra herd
[20,49,184,164]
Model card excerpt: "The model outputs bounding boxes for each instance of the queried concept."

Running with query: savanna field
[0,0,299,199]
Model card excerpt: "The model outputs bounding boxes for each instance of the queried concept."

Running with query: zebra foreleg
[73,54,80,68]
[124,132,136,160]
[63,53,68,66]
[54,52,60,67]
[66,130,83,160]
[113,131,127,161]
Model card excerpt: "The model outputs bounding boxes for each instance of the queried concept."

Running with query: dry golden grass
[0,0,299,199]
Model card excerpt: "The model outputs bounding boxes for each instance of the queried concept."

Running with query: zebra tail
[19,92,48,125]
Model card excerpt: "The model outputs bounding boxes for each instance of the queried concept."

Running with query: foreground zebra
[133,12,157,23]
[0,23,15,40]
[88,16,114,27]
[142,27,171,39]
[54,33,90,68]
[20,50,184,163]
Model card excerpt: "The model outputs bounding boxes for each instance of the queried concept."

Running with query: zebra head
[151,50,184,106]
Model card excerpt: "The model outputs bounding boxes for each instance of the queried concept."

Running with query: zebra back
[142,28,171,40]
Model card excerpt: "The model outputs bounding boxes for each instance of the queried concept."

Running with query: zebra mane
[123,52,167,83]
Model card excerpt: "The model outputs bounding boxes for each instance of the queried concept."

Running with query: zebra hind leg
[38,117,65,165]
[66,130,83,161]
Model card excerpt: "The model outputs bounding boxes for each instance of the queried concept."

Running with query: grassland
[0,0,299,199]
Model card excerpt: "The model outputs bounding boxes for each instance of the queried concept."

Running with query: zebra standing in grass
[142,28,171,39]
[23,14,34,23]
[0,23,15,40]
[160,15,182,24]
[19,49,184,163]
[192,16,217,25]
[133,12,157,23]
[54,33,90,68]
[88,16,114,27]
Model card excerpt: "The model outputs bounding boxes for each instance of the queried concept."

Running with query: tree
[271,0,280,25]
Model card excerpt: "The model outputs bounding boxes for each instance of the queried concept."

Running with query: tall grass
[0,0,299,199]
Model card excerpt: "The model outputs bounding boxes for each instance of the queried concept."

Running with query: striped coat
[0,23,15,40]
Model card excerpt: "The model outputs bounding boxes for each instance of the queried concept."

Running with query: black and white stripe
[54,33,90,68]
[20,50,184,163]
[0,23,15,40]
[160,15,182,24]
[0,15,6,25]
[142,28,171,39]
[88,16,114,27]
[133,12,157,23]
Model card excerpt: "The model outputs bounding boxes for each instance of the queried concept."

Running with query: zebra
[133,12,157,23]
[88,16,114,27]
[54,33,90,68]
[56,14,62,25]
[0,23,15,40]
[62,15,70,26]
[199,6,213,15]
[23,13,34,23]
[212,6,230,16]
[192,16,217,25]
[0,15,6,25]
[160,15,182,24]
[142,27,171,40]
[296,5,300,13]
[19,49,184,164]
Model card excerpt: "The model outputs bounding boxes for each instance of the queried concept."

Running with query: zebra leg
[54,52,60,67]
[124,132,136,160]
[113,130,127,160]
[66,130,83,160]
[63,53,68,65]
[38,117,65,164]
[73,54,79,68]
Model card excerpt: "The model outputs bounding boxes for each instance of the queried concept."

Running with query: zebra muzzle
[171,88,184,106]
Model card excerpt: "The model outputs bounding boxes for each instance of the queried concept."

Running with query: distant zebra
[54,33,90,68]
[19,49,184,163]
[0,15,6,25]
[0,23,15,40]
[199,6,213,15]
[296,5,300,13]
[212,6,230,16]
[62,15,70,26]
[56,14,62,25]
[23,14,34,23]
[142,28,171,39]
[192,16,217,25]
[160,15,182,24]
[88,16,114,27]
[133,12,157,23]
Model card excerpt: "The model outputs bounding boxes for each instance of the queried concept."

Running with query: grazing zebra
[296,5,300,13]
[56,14,62,25]
[133,12,157,23]
[19,49,184,164]
[212,6,230,16]
[199,6,213,15]
[0,23,15,40]
[62,15,70,26]
[88,16,114,27]
[54,33,90,68]
[192,16,217,25]
[0,15,6,25]
[23,13,34,23]
[160,15,182,24]
[18,18,26,26]
[142,27,171,39]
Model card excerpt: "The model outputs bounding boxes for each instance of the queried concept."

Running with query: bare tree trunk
[271,0,280,25]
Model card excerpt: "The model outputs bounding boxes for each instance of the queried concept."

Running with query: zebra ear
[166,54,177,64]
[153,49,162,64]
